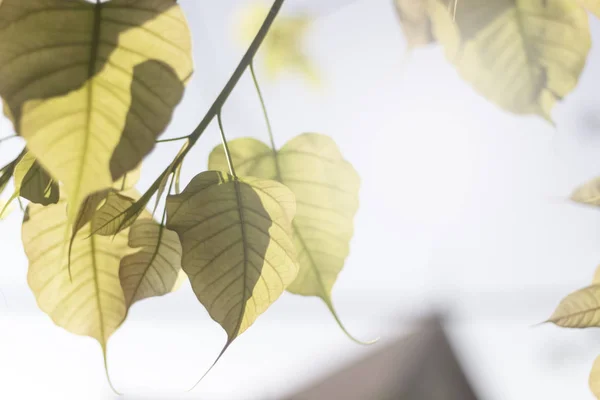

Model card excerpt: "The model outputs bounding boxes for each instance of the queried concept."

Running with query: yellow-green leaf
[394,0,435,49]
[14,152,59,205]
[571,176,600,207]
[22,198,132,391]
[120,215,183,309]
[428,0,591,119]
[577,0,600,18]
[0,0,193,223]
[166,171,298,366]
[209,134,373,344]
[590,354,600,399]
[234,2,319,84]
[547,285,600,327]
[92,191,137,236]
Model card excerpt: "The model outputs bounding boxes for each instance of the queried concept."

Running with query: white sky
[2,0,600,399]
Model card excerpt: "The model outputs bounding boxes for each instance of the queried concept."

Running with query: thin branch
[249,63,277,151]
[156,135,189,143]
[217,112,236,177]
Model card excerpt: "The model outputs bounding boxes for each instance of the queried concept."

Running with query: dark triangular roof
[287,314,480,400]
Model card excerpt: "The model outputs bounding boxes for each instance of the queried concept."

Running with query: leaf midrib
[232,179,249,339]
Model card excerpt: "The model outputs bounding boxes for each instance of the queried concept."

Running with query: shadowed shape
[110,59,186,181]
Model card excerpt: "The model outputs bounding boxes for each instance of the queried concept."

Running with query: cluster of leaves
[392,0,600,398]
[0,0,373,393]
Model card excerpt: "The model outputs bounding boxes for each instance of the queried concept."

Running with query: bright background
[2,0,600,398]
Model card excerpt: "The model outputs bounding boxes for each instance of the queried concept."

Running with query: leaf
[394,0,436,49]
[208,134,374,344]
[571,177,600,207]
[92,191,137,236]
[235,3,319,84]
[22,198,132,392]
[120,214,183,309]
[428,0,591,119]
[590,355,600,399]
[13,152,59,205]
[0,0,193,224]
[577,0,600,18]
[547,285,600,327]
[166,171,298,377]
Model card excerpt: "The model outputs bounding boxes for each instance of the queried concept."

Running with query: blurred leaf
[209,134,373,343]
[394,0,435,49]
[166,171,298,358]
[548,285,600,328]
[429,0,591,119]
[0,0,193,224]
[22,198,132,391]
[571,177,600,207]
[120,214,183,309]
[577,0,600,18]
[235,2,319,84]
[590,354,600,399]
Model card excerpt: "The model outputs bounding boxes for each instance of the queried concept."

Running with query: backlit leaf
[14,152,59,206]
[22,198,132,391]
[92,191,137,236]
[577,0,600,18]
[234,2,318,84]
[571,176,600,207]
[209,134,372,343]
[428,0,591,119]
[547,285,600,328]
[0,0,193,223]
[120,214,183,309]
[590,354,600,399]
[394,0,435,49]
[166,171,298,365]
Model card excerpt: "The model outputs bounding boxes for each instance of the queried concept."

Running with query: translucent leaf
[0,0,193,223]
[92,191,137,236]
[120,215,183,309]
[394,0,435,49]
[571,176,600,207]
[209,134,373,343]
[429,0,591,119]
[547,285,600,328]
[234,3,319,84]
[166,171,298,363]
[590,355,600,399]
[22,198,133,391]
[577,0,600,18]
[14,152,59,206]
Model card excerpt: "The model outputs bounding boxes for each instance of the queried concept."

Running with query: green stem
[217,112,236,177]
[249,63,277,151]
[156,135,189,143]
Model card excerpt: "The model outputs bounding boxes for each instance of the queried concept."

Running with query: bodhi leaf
[577,0,600,18]
[209,134,375,344]
[120,212,184,309]
[92,191,137,236]
[428,0,591,119]
[547,285,600,328]
[13,152,59,206]
[234,2,319,84]
[590,355,600,399]
[22,198,132,392]
[394,0,436,49]
[0,0,193,224]
[571,176,600,207]
[166,171,298,381]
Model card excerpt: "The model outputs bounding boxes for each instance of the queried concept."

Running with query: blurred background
[2,0,600,398]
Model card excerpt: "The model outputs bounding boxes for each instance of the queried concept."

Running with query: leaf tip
[326,299,378,346]
[187,341,233,392]
[102,344,122,396]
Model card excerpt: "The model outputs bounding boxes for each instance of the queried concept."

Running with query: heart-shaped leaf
[209,134,373,343]
[166,171,298,379]
[428,0,591,119]
[22,198,133,392]
[0,0,193,223]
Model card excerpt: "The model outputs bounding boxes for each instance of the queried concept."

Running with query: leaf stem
[139,0,285,203]
[156,135,189,143]
[217,112,236,177]
[249,63,277,151]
